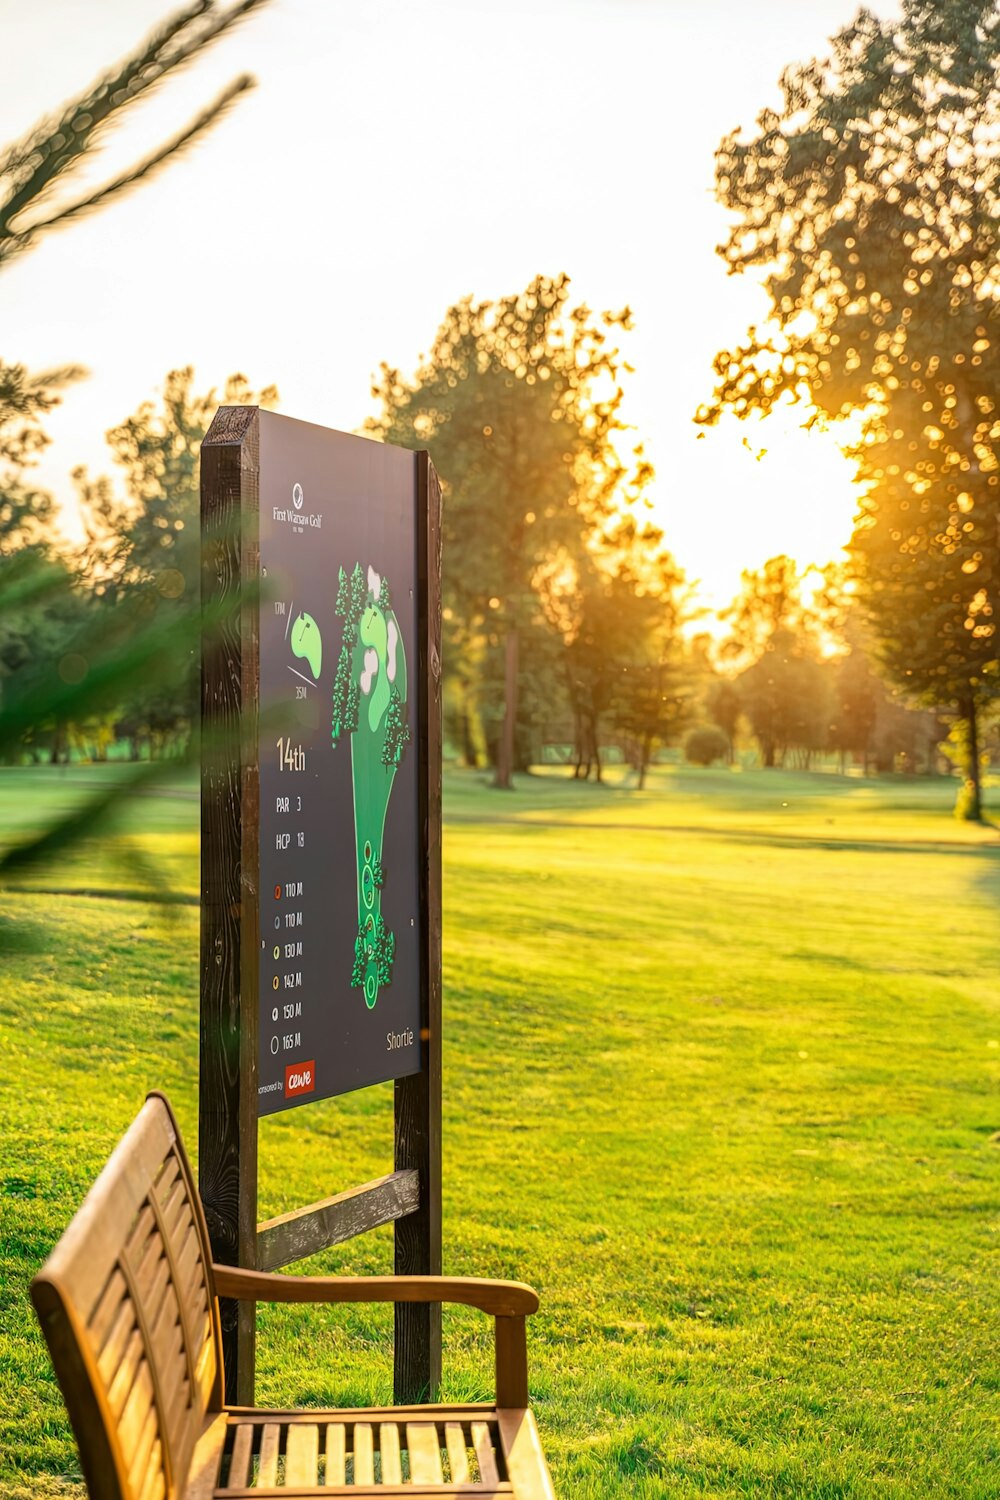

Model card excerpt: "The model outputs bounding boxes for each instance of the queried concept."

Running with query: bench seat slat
[324,1424,346,1485]
[352,1422,373,1484]
[257,1423,280,1488]
[406,1422,444,1483]
[227,1423,254,1489]
[472,1421,500,1485]
[445,1421,470,1482]
[379,1422,402,1483]
[286,1424,319,1487]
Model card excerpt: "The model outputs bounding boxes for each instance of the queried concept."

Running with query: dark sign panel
[256,412,421,1114]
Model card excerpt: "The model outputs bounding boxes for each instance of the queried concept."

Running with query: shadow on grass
[0,913,55,955]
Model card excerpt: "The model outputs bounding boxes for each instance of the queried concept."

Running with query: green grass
[1,765,998,1497]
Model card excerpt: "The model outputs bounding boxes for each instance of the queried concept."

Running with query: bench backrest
[31,1093,224,1500]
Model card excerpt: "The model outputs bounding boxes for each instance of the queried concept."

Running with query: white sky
[0,0,897,614]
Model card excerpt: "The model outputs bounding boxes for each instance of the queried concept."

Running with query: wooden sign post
[200,408,441,1405]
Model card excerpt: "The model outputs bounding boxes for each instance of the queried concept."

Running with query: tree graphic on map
[332,563,410,1008]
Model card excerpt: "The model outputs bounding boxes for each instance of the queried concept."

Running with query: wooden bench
[30,1092,555,1499]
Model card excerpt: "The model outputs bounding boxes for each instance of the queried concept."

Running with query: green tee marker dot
[290,611,322,679]
[332,565,411,1008]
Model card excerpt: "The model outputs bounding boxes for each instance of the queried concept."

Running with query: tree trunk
[960,695,982,822]
[495,624,519,790]
[459,686,478,768]
[637,732,652,790]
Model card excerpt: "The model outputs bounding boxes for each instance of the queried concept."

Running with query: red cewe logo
[284,1060,315,1097]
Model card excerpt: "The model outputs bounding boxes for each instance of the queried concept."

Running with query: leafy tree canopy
[366,272,653,786]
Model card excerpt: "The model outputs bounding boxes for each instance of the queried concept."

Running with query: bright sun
[651,404,865,620]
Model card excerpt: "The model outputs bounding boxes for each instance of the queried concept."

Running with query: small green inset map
[332,564,411,1008]
[290,611,322,679]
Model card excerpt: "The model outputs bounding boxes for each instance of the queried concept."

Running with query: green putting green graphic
[290,611,322,679]
[332,564,410,1008]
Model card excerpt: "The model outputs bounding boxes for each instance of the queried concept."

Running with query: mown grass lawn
[1,765,998,1497]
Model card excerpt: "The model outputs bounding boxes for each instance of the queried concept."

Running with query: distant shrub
[684,726,729,767]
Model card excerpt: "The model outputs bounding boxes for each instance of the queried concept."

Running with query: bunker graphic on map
[331,563,411,1009]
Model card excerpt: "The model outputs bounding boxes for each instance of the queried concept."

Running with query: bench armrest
[211,1267,538,1406]
[211,1266,538,1317]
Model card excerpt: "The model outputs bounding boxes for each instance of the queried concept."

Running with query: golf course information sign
[255,412,421,1113]
[201,405,442,1401]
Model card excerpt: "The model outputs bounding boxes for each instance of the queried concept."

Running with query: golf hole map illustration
[331,562,411,1009]
[255,412,423,1115]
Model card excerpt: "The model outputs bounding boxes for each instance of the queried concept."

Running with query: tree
[539,519,689,784]
[78,368,277,749]
[706,678,741,763]
[685,726,730,767]
[700,1,999,817]
[0,361,86,554]
[367,272,653,788]
[739,629,832,768]
[722,554,810,665]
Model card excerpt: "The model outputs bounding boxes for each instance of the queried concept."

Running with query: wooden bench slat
[163,1367,193,1473]
[352,1422,374,1485]
[98,1296,136,1388]
[406,1422,444,1484]
[106,1326,145,1421]
[153,1152,181,1201]
[445,1421,470,1482]
[126,1401,160,1493]
[324,1423,346,1486]
[496,1409,556,1500]
[219,1487,514,1498]
[257,1423,281,1488]
[175,1221,200,1290]
[187,1412,229,1500]
[136,1452,166,1500]
[379,1422,402,1483]
[227,1423,254,1489]
[472,1420,500,1485]
[117,1358,156,1469]
[160,1178,187,1241]
[90,1267,128,1350]
[135,1239,170,1324]
[126,1203,158,1265]
[285,1423,319,1487]
[230,1404,494,1423]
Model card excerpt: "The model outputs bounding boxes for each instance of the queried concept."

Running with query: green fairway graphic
[331,564,410,1008]
[290,611,322,679]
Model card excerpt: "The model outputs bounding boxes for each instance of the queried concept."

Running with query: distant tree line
[0,316,989,794]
